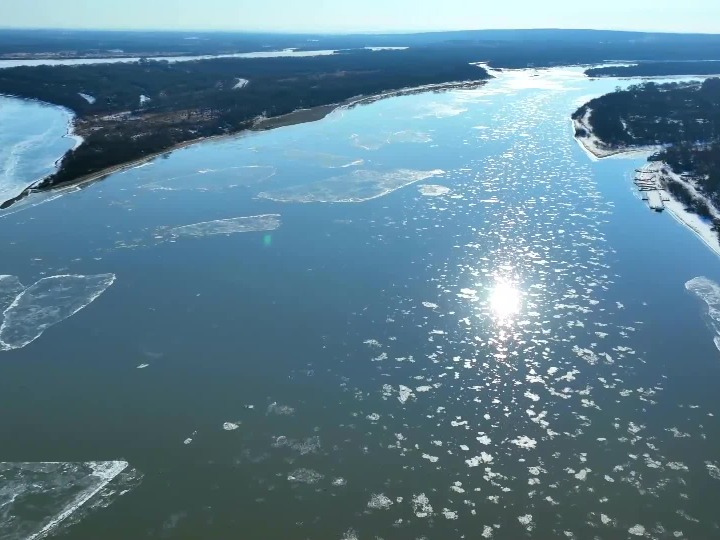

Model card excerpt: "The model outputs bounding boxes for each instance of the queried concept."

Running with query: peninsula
[0,48,490,206]
[574,78,720,253]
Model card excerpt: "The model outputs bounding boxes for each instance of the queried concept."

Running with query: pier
[633,164,667,212]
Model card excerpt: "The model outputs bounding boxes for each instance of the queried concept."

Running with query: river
[1,67,720,539]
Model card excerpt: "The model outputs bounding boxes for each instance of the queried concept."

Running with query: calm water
[2,68,720,539]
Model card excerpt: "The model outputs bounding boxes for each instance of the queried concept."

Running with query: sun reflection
[488,280,522,321]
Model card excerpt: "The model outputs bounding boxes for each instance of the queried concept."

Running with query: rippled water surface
[2,68,720,539]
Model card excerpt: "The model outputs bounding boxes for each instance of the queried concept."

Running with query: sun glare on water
[488,281,522,320]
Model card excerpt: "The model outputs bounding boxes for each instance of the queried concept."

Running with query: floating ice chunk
[629,524,646,536]
[183,438,193,445]
[510,436,537,450]
[442,508,459,520]
[287,468,323,484]
[574,468,591,481]
[142,166,276,191]
[78,93,96,104]
[367,493,393,510]
[0,275,24,313]
[466,453,493,467]
[136,364,149,369]
[341,528,358,540]
[418,184,451,196]
[398,385,413,404]
[422,301,439,309]
[159,214,281,240]
[706,461,720,480]
[411,493,433,517]
[332,477,347,487]
[482,525,494,538]
[422,454,439,463]
[267,402,295,416]
[416,102,467,118]
[257,169,444,203]
[0,274,116,351]
[223,422,239,431]
[139,94,151,106]
[518,514,533,528]
[477,435,492,445]
[233,78,249,89]
[0,461,131,540]
[387,130,433,144]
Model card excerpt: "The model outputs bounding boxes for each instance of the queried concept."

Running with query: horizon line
[1,26,720,37]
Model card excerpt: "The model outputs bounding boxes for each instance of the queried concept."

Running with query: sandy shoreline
[573,114,720,257]
[2,78,486,209]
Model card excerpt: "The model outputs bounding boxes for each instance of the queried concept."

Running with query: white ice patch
[466,453,493,467]
[629,524,646,536]
[706,461,720,480]
[78,93,96,104]
[418,184,451,196]
[398,385,414,404]
[159,214,281,240]
[258,169,444,203]
[510,436,537,450]
[416,102,467,119]
[0,274,116,351]
[686,277,720,351]
[367,493,393,510]
[222,422,239,431]
[287,468,323,484]
[0,461,131,540]
[233,78,249,89]
[518,514,534,529]
[0,276,24,314]
[411,493,433,517]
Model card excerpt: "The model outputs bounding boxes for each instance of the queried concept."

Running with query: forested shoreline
[573,78,720,236]
[0,49,489,199]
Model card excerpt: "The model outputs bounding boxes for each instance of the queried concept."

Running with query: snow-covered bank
[659,164,720,257]
[574,109,720,257]
[573,107,660,159]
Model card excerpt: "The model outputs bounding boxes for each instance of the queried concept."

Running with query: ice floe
[0,274,115,351]
[257,169,444,203]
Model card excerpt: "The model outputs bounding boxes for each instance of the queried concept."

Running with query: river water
[2,68,720,539]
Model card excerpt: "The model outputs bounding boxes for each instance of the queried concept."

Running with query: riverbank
[573,113,720,257]
[572,107,660,159]
[653,163,720,257]
[2,79,486,209]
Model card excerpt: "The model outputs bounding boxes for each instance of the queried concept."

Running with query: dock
[647,190,664,211]
[633,164,666,212]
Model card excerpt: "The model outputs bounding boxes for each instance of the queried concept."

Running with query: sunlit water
[2,68,720,539]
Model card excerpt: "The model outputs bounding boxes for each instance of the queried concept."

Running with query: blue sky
[3,0,719,33]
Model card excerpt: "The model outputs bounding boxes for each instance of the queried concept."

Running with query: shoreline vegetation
[0,49,491,208]
[573,78,720,256]
[1,78,486,209]
[585,61,720,79]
